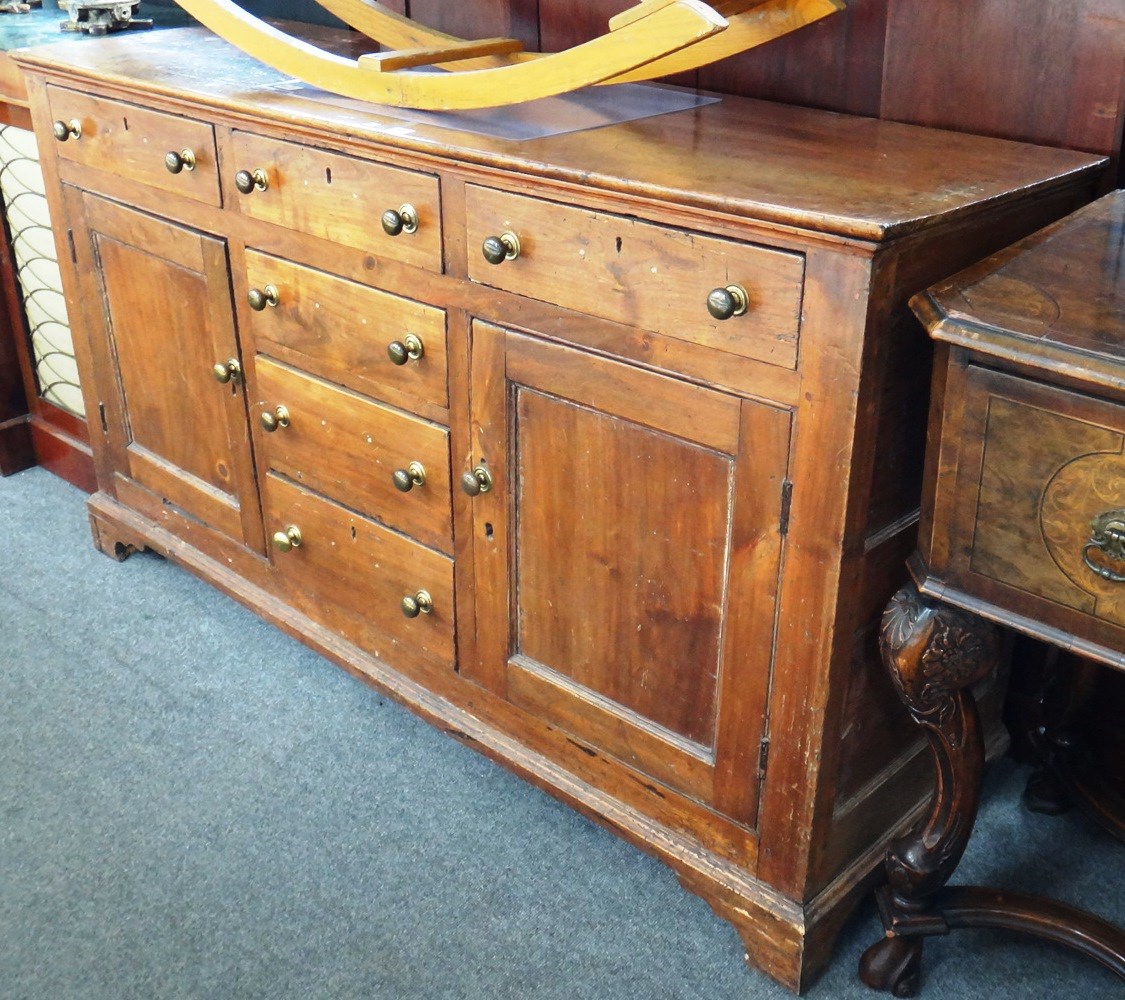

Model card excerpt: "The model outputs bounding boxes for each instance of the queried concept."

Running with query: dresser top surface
[915,190,1125,381]
[14,26,1106,243]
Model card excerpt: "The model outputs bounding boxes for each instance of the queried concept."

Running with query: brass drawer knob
[260,405,290,433]
[401,589,433,618]
[52,119,82,142]
[387,333,424,366]
[460,465,493,496]
[234,168,269,194]
[247,284,280,311]
[1083,510,1125,583]
[211,357,242,384]
[164,148,197,174]
[272,525,303,553]
[706,284,749,321]
[392,461,426,493]
[381,204,419,236]
[482,232,521,265]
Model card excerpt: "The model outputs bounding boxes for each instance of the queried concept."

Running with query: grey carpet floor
[0,466,1122,999]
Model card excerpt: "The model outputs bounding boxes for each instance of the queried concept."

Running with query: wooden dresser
[13,28,1105,992]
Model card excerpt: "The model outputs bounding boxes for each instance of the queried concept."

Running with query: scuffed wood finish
[18,30,1108,994]
[228,130,443,270]
[468,328,788,816]
[241,250,450,416]
[251,356,454,554]
[263,471,455,668]
[65,188,263,551]
[465,184,805,368]
[47,86,221,205]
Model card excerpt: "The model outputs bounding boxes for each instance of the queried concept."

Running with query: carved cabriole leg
[858,584,1000,996]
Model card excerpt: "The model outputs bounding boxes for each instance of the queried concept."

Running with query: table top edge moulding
[10,27,1107,243]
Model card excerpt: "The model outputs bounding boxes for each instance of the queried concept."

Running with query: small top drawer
[466,185,804,370]
[46,86,220,206]
[228,131,442,271]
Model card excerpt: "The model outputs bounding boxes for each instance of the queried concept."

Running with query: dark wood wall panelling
[398,0,1125,186]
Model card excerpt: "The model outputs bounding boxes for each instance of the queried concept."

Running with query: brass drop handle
[52,119,82,142]
[212,358,242,384]
[272,525,303,553]
[401,589,433,618]
[1083,510,1125,583]
[260,405,290,433]
[392,461,426,493]
[706,284,749,321]
[482,232,521,265]
[247,285,280,311]
[387,333,424,366]
[381,204,419,236]
[234,168,269,194]
[461,465,493,496]
[164,148,196,174]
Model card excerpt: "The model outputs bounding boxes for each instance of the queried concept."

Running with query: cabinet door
[467,322,790,827]
[66,188,263,550]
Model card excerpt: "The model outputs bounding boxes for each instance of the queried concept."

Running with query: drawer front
[244,250,448,411]
[264,473,454,668]
[466,185,804,369]
[229,131,441,270]
[944,366,1125,645]
[46,86,220,206]
[253,357,452,554]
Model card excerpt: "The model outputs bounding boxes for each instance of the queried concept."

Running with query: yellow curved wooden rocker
[171,0,845,111]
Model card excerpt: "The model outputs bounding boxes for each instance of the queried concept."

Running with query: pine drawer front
[465,185,804,369]
[253,357,453,554]
[228,131,442,270]
[46,86,220,205]
[943,365,1125,649]
[243,250,448,412]
[264,472,454,668]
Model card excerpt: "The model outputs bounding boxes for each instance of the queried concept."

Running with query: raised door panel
[66,188,262,549]
[467,322,790,826]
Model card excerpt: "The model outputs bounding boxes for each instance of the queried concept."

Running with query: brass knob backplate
[706,284,749,321]
[164,148,196,174]
[260,405,290,433]
[234,168,269,194]
[482,232,521,265]
[392,461,426,493]
[461,465,493,496]
[272,525,303,553]
[212,358,242,385]
[401,590,433,618]
[1083,510,1125,583]
[381,204,419,236]
[247,285,280,311]
[387,333,424,366]
[52,119,82,142]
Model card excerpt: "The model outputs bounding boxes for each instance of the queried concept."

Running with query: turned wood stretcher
[170,0,845,110]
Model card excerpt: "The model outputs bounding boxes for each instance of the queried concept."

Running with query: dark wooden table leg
[859,584,1125,995]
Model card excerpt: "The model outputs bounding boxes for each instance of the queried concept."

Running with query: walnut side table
[859,191,1125,995]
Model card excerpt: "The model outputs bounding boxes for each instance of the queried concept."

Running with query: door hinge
[98,402,108,434]
[757,737,770,781]
[779,480,793,536]
[67,229,77,265]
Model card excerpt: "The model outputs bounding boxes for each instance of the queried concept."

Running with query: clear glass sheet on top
[252,77,720,141]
